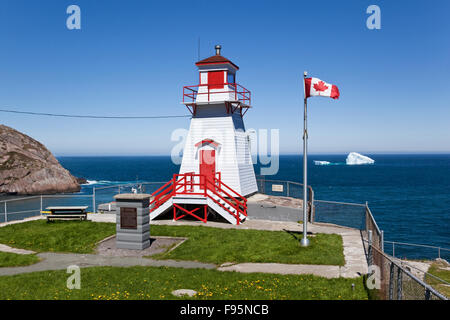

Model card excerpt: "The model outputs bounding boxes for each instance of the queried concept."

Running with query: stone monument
[114,193,151,250]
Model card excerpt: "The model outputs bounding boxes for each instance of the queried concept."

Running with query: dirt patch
[95,236,186,258]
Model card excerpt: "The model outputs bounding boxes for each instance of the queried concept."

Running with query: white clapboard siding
[179,103,257,196]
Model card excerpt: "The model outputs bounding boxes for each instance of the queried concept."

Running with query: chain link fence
[312,196,448,300]
[368,243,447,300]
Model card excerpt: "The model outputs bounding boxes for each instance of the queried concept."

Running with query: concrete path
[0,214,368,278]
[0,215,43,228]
[218,263,341,278]
[0,244,36,255]
[0,252,216,276]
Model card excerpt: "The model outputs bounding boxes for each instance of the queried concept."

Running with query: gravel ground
[95,236,185,258]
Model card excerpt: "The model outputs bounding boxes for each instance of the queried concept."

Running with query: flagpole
[301,71,310,247]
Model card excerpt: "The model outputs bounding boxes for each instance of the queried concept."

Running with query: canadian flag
[304,77,340,99]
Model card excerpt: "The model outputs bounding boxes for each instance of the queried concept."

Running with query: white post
[4,202,7,223]
[301,71,309,247]
[40,195,43,216]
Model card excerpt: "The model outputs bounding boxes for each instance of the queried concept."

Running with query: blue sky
[0,0,449,155]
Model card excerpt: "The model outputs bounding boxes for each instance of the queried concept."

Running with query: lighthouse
[150,45,258,225]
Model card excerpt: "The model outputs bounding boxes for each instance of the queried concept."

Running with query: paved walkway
[0,214,368,278]
[0,244,35,255]
[0,252,216,276]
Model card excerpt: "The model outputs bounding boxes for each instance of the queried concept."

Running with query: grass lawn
[151,225,345,266]
[0,220,345,266]
[0,266,368,300]
[0,252,40,267]
[0,220,115,254]
[427,261,450,298]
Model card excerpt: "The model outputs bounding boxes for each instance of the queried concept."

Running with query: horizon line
[55,151,450,157]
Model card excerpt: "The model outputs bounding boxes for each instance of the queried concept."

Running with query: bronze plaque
[120,207,137,229]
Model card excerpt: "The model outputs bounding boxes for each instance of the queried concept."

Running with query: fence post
[40,195,43,216]
[365,201,369,233]
[287,182,290,197]
[393,242,395,258]
[92,187,96,214]
[389,263,394,300]
[368,230,373,266]
[309,187,315,223]
[397,268,403,300]
[4,201,7,223]
[425,288,431,300]
[438,247,440,259]
[381,230,384,252]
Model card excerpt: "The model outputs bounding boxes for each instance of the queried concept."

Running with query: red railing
[150,179,174,209]
[150,173,247,225]
[183,83,251,106]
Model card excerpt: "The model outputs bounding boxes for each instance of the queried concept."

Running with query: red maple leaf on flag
[313,81,328,93]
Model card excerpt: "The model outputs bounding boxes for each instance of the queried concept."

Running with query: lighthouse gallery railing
[183,83,251,105]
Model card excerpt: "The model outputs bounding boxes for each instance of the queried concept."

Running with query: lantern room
[183,45,251,110]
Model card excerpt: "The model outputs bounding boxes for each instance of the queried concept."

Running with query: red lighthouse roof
[195,45,239,70]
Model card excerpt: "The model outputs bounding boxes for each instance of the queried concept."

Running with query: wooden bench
[46,206,88,221]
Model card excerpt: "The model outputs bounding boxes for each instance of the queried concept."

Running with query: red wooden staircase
[149,173,247,225]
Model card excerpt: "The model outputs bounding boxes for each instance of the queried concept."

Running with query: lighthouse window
[208,71,225,89]
[227,72,235,84]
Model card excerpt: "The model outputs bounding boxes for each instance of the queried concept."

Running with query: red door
[200,150,216,190]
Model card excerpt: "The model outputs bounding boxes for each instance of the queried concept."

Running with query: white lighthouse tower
[150,45,257,225]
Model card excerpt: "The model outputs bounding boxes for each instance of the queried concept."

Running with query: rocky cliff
[0,124,80,194]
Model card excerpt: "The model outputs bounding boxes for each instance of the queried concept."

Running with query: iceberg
[314,160,331,166]
[346,152,375,165]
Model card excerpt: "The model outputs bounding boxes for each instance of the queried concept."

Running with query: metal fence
[92,182,166,213]
[364,203,384,253]
[256,178,311,199]
[313,199,366,229]
[312,200,383,245]
[0,182,167,223]
[367,242,447,300]
[255,178,315,221]
[383,240,450,261]
[0,194,94,223]
[311,196,449,300]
